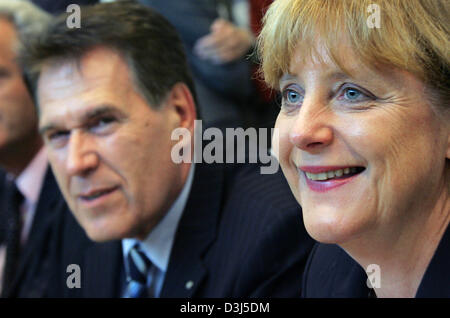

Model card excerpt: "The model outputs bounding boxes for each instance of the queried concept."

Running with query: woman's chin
[303,210,365,245]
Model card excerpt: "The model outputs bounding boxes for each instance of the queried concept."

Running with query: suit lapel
[160,163,225,297]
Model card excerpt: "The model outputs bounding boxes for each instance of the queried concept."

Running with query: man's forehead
[38,50,134,104]
[41,48,129,81]
[39,60,83,89]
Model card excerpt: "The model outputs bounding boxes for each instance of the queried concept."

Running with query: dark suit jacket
[73,162,314,297]
[302,225,450,298]
[0,166,92,297]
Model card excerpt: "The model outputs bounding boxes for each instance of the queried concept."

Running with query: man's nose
[66,131,99,177]
[288,97,334,154]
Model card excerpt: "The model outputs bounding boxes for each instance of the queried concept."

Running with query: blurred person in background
[0,0,91,298]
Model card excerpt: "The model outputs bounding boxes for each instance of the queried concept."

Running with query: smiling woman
[258,0,450,297]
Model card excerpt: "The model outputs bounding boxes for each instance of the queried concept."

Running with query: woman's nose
[288,100,334,154]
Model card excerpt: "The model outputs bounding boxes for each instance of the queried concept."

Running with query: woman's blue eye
[280,87,304,113]
[344,88,362,100]
[286,90,301,103]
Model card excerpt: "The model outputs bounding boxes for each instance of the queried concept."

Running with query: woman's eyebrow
[280,73,297,83]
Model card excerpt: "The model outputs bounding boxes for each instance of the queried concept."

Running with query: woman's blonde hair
[257,0,449,108]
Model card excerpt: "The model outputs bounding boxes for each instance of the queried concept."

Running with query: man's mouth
[304,167,365,181]
[80,186,119,201]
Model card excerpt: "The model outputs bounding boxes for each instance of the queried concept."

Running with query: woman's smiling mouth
[299,166,366,192]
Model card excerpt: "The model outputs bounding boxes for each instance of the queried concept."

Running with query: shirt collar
[14,147,48,205]
[122,162,195,272]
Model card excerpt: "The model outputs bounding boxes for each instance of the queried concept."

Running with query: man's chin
[84,225,126,242]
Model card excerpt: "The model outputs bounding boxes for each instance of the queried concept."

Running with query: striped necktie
[122,244,153,298]
[1,182,24,297]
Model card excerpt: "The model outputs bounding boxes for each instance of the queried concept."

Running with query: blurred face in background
[274,40,450,244]
[0,18,40,174]
[37,47,194,242]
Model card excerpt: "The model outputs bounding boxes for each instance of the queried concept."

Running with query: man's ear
[167,82,197,132]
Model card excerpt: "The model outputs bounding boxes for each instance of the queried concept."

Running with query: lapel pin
[185,280,194,290]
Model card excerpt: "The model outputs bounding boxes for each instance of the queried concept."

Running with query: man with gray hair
[0,0,91,297]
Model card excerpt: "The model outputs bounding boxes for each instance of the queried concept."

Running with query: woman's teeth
[305,167,360,181]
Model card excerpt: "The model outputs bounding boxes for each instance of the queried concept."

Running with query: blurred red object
[249,0,274,103]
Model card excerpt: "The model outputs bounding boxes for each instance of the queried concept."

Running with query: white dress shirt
[122,163,195,297]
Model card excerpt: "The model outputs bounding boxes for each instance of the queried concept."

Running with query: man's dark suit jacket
[0,167,92,297]
[66,162,315,297]
[302,225,450,298]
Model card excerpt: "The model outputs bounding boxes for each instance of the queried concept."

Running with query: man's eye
[46,131,70,147]
[48,131,69,140]
[0,68,11,78]
[99,117,115,126]
[90,116,117,133]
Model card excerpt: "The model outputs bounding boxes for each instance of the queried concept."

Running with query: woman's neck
[342,188,450,298]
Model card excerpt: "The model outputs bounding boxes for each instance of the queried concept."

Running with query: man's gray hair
[0,0,51,50]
